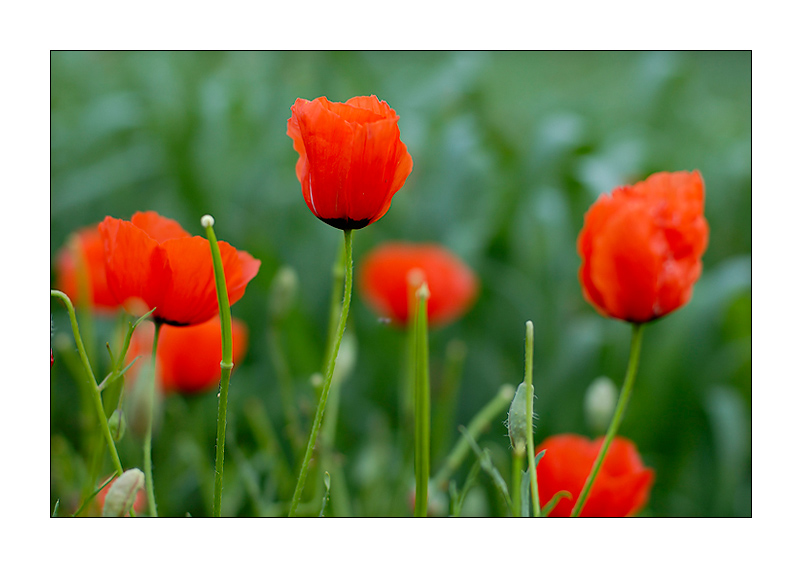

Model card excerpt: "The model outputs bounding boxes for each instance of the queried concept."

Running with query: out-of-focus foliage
[50,51,751,517]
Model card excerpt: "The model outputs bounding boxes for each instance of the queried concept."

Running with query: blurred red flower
[358,242,478,328]
[536,433,654,517]
[128,317,249,394]
[577,170,709,323]
[55,226,120,310]
[287,95,413,230]
[99,211,260,327]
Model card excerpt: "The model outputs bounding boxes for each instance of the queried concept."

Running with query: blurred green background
[50,51,751,517]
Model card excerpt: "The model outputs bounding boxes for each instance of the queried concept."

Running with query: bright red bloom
[578,171,709,323]
[536,434,654,517]
[287,95,413,230]
[99,211,260,327]
[55,226,119,310]
[358,242,478,328]
[129,317,249,394]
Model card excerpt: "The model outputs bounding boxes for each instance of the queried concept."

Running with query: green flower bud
[507,382,534,454]
[108,409,126,442]
[102,469,145,517]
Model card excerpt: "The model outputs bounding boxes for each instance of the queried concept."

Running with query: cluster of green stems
[52,214,646,518]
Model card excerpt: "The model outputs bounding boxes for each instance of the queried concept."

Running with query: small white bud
[200,214,215,228]
[102,469,145,517]
[584,376,618,434]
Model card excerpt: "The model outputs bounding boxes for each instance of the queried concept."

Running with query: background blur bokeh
[50,51,751,517]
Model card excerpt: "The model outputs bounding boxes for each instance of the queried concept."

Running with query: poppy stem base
[523,321,541,517]
[571,322,645,517]
[288,229,354,517]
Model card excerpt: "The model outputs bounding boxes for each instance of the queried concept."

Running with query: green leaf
[449,459,483,517]
[318,472,331,517]
[458,426,512,513]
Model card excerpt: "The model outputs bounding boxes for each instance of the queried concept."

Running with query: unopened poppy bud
[268,266,299,322]
[507,382,533,454]
[108,409,126,442]
[102,468,145,517]
[584,376,617,434]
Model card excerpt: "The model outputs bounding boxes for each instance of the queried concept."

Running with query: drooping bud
[108,409,126,442]
[268,266,299,323]
[507,382,533,454]
[102,469,145,517]
[584,376,617,434]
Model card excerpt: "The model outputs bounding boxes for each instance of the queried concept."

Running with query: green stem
[432,383,515,490]
[288,229,353,517]
[51,290,124,476]
[523,321,540,517]
[143,321,161,517]
[511,449,524,517]
[413,283,431,517]
[571,322,645,517]
[203,215,236,518]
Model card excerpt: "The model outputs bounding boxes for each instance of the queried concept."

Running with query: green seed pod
[108,409,126,442]
[102,469,145,517]
[507,382,532,453]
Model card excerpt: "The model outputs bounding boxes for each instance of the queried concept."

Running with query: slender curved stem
[523,321,541,517]
[288,229,353,516]
[203,216,236,518]
[51,290,124,476]
[412,283,431,517]
[571,322,645,517]
[143,322,161,517]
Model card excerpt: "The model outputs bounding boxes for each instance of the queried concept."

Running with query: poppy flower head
[287,95,413,230]
[127,317,249,395]
[578,170,709,323]
[358,242,478,328]
[536,434,654,517]
[55,225,120,310]
[99,211,260,327]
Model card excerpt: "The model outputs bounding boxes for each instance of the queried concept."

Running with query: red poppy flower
[99,211,260,327]
[287,95,414,230]
[577,171,709,323]
[536,434,654,517]
[358,242,478,327]
[54,225,119,310]
[128,317,249,394]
